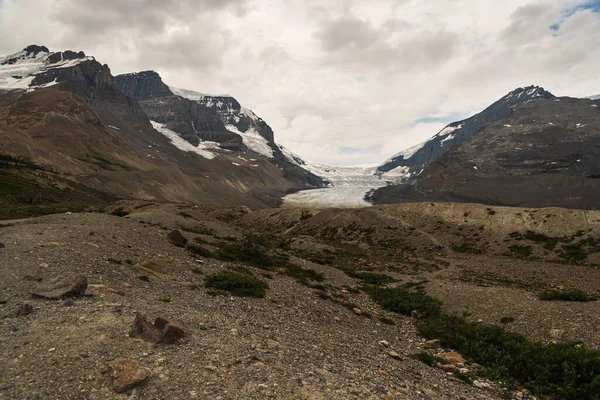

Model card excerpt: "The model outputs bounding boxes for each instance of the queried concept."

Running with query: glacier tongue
[282,162,406,208]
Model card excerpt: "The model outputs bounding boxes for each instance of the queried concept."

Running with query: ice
[283,162,408,209]
[225,124,274,158]
[150,121,217,159]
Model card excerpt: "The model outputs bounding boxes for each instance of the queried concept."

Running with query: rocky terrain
[2,201,600,399]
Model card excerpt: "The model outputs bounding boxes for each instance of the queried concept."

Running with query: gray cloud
[1,0,599,166]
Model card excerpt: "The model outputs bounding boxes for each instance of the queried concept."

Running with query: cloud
[1,0,600,166]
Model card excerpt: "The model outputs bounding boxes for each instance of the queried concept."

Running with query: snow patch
[225,124,274,158]
[0,49,93,91]
[150,121,218,160]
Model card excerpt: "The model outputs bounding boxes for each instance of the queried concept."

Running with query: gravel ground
[0,210,504,400]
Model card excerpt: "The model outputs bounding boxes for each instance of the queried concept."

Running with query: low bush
[342,268,396,285]
[540,289,596,302]
[185,243,212,257]
[363,283,442,319]
[110,207,129,217]
[205,271,268,298]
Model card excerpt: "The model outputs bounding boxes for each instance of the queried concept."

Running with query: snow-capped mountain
[0,45,95,92]
[114,70,324,188]
[0,46,325,208]
[377,86,555,182]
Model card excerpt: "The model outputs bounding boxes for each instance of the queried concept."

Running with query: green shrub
[185,243,212,257]
[411,352,441,367]
[500,316,515,324]
[110,207,129,217]
[363,284,442,319]
[508,245,533,258]
[282,264,324,284]
[215,234,280,269]
[379,316,396,326]
[205,272,268,298]
[417,314,600,399]
[300,210,313,220]
[540,289,596,302]
[342,268,396,285]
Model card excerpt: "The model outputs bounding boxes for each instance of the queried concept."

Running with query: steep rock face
[115,72,242,147]
[372,96,600,209]
[114,71,174,100]
[377,86,555,180]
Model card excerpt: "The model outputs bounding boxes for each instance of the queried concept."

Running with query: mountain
[377,86,555,181]
[0,46,324,215]
[371,95,600,209]
[114,71,324,187]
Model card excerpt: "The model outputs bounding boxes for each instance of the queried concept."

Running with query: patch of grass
[125,259,134,265]
[300,210,313,220]
[110,207,129,217]
[363,284,442,319]
[500,316,515,324]
[178,212,196,220]
[232,265,253,275]
[341,268,396,285]
[417,313,600,399]
[281,264,324,285]
[215,234,283,270]
[411,351,441,367]
[451,243,484,254]
[180,224,216,236]
[540,289,596,302]
[453,371,473,385]
[508,244,533,259]
[185,243,212,258]
[205,271,268,298]
[107,258,122,265]
[379,316,396,326]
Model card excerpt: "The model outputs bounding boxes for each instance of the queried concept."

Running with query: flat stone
[134,260,165,277]
[352,308,361,315]
[32,274,87,300]
[388,351,402,361]
[110,358,150,393]
[61,298,75,307]
[424,339,441,349]
[379,340,390,348]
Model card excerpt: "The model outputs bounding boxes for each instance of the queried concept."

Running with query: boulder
[129,314,184,344]
[32,275,87,300]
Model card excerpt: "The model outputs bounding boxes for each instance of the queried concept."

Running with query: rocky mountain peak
[376,85,556,179]
[114,71,174,101]
[23,45,50,56]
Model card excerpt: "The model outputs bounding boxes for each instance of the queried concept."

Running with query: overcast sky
[1,0,600,166]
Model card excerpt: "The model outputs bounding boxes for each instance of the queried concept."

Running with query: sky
[1,0,600,166]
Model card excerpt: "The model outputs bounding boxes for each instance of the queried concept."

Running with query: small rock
[13,303,33,317]
[61,298,75,307]
[23,275,42,282]
[550,329,565,340]
[134,260,165,277]
[473,380,490,389]
[443,351,466,364]
[352,308,361,315]
[0,298,6,305]
[199,322,217,330]
[424,339,441,349]
[204,365,218,372]
[129,314,184,344]
[32,274,87,300]
[110,358,151,393]
[440,364,456,372]
[388,351,402,361]
[379,340,390,348]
